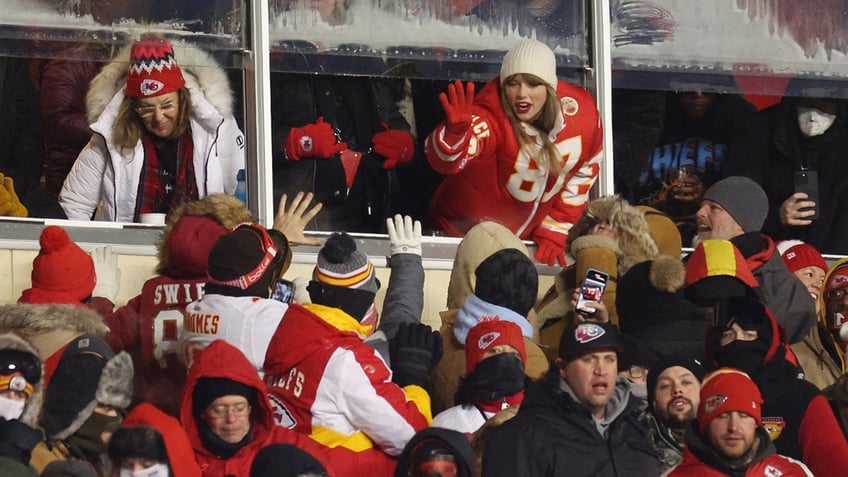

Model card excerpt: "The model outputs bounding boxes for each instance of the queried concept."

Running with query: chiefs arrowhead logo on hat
[477,331,501,351]
[703,394,727,414]
[574,323,605,343]
[9,374,27,392]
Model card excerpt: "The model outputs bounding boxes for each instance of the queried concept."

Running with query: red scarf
[476,390,525,414]
[135,132,198,221]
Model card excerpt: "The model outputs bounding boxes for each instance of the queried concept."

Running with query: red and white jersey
[182,293,288,374]
[264,303,431,476]
[425,77,603,249]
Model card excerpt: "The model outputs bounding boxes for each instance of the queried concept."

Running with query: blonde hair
[500,73,562,176]
[113,88,192,151]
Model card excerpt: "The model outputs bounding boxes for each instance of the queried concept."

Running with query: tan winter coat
[430,221,548,415]
[535,196,659,360]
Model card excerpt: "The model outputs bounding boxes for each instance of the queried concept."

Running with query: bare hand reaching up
[272,192,323,246]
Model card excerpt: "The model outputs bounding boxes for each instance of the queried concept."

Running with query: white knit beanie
[499,39,558,90]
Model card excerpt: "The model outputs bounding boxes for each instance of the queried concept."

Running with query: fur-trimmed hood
[0,304,108,362]
[0,332,44,428]
[86,38,233,122]
[155,193,253,276]
[566,195,659,274]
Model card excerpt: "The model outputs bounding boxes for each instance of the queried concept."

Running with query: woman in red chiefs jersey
[424,38,604,267]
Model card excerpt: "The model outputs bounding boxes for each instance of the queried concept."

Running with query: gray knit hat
[702,176,768,233]
[313,232,379,293]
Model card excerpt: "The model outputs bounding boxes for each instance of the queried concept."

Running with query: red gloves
[533,228,567,267]
[372,122,415,170]
[438,80,475,144]
[285,117,348,161]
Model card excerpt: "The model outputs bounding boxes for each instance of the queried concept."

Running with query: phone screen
[271,279,294,303]
[576,269,609,317]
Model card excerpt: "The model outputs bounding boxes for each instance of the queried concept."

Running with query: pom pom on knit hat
[30,226,96,302]
[313,232,379,293]
[776,240,828,274]
[125,36,185,98]
[697,368,763,435]
[465,318,527,374]
[701,176,768,233]
[500,38,558,90]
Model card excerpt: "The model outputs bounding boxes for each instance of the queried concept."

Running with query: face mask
[119,463,170,477]
[69,411,123,457]
[798,106,837,137]
[0,395,25,420]
[466,352,526,401]
[713,339,769,376]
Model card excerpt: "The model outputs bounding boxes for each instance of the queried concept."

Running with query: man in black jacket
[481,322,660,477]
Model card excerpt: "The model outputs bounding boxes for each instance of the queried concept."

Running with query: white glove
[91,246,121,303]
[386,214,422,256]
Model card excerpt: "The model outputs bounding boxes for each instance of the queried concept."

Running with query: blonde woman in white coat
[59,36,244,222]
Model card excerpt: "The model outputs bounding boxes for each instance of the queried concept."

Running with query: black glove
[0,418,41,464]
[389,323,443,388]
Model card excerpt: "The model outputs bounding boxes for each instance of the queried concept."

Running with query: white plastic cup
[139,213,167,225]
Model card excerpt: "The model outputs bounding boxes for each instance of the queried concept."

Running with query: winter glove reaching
[390,322,443,388]
[533,229,566,267]
[386,214,422,257]
[372,122,415,170]
[438,80,475,144]
[0,173,27,217]
[91,245,121,303]
[285,117,348,161]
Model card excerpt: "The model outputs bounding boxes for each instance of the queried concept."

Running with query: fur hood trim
[95,351,133,409]
[87,38,233,122]
[0,304,108,339]
[155,193,253,275]
[0,333,44,428]
[648,255,686,293]
[566,195,658,273]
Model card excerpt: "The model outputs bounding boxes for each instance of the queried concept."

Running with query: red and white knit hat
[465,318,527,374]
[697,368,763,434]
[776,240,828,274]
[125,36,185,98]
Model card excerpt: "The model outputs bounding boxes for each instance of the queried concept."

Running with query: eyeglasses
[134,101,177,118]
[206,402,250,419]
[827,289,848,301]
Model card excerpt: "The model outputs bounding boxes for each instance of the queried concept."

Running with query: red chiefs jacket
[425,77,603,251]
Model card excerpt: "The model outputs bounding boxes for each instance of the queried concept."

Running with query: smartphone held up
[576,268,610,318]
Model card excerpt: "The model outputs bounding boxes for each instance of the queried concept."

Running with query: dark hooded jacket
[482,367,660,477]
[180,340,333,477]
[394,427,474,477]
[706,301,848,477]
[0,333,44,473]
[725,96,848,254]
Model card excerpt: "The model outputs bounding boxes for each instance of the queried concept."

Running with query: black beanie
[107,426,168,465]
[40,333,115,440]
[646,354,706,407]
[475,248,538,316]
[192,377,257,416]
[207,225,283,297]
[250,443,328,477]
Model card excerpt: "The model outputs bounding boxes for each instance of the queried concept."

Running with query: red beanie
[776,240,827,274]
[465,318,527,374]
[125,37,185,98]
[698,368,763,435]
[30,226,96,301]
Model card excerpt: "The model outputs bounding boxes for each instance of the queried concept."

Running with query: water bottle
[235,169,247,204]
